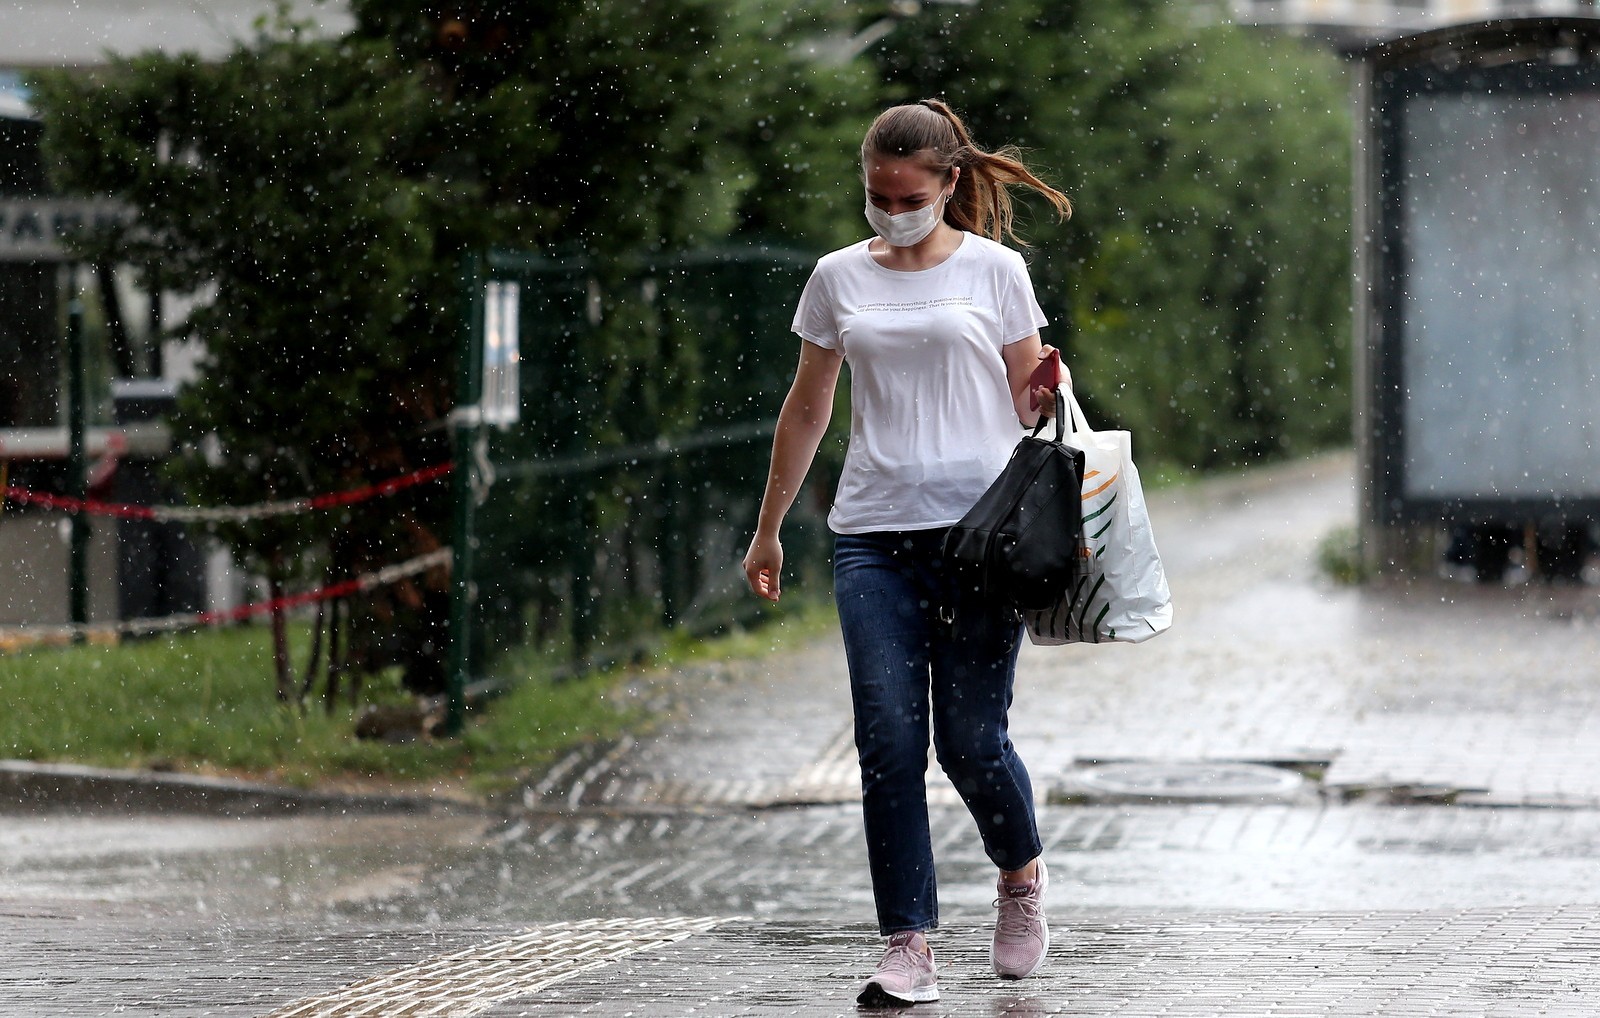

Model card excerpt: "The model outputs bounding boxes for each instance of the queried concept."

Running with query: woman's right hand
[743,532,784,602]
[741,342,842,604]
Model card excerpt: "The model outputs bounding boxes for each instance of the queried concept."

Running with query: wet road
[7,451,1600,1015]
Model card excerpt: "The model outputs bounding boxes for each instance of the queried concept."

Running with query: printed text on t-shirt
[855,296,975,313]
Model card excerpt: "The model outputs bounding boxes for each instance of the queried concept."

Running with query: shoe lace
[878,939,932,980]
[993,888,1044,941]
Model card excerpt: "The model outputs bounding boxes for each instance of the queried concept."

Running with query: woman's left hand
[1031,345,1070,419]
[1033,386,1057,419]
[1005,336,1070,426]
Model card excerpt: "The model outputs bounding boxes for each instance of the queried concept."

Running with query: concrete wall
[0,513,118,626]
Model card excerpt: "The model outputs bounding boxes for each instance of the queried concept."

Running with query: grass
[1317,524,1367,586]
[0,594,838,798]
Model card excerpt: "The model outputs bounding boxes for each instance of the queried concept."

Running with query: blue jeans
[833,529,1042,935]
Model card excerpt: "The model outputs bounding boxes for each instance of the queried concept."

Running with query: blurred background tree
[345,0,875,451]
[30,0,1353,702]
[345,1,877,671]
[32,26,456,704]
[30,1,877,698]
[863,0,1353,471]
[349,0,874,253]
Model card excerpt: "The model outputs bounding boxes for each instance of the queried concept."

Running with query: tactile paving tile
[264,916,733,1017]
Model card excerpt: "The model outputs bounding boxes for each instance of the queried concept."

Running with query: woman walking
[742,99,1072,1006]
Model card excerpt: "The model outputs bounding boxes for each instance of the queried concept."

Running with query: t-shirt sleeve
[790,263,839,349]
[998,250,1049,345]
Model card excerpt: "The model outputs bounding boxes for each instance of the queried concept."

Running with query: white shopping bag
[1023,387,1172,645]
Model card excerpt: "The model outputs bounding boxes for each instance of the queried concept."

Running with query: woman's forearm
[754,343,842,537]
[756,391,833,537]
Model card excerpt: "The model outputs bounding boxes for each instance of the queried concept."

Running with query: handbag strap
[1058,384,1096,437]
[1029,385,1077,443]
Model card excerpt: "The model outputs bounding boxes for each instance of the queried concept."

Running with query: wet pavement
[7,451,1600,1015]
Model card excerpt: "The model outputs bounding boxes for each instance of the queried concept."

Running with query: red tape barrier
[0,548,452,645]
[2,462,453,523]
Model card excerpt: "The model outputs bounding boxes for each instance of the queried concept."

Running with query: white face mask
[864,187,949,248]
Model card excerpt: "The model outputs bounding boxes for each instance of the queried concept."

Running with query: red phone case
[1028,349,1061,411]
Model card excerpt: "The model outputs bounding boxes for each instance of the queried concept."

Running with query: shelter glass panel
[1398,88,1600,501]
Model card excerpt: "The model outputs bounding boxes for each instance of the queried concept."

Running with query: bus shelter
[1353,17,1600,580]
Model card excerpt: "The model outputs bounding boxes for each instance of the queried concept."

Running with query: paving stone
[16,908,1589,1017]
[458,910,1600,1017]
[9,454,1600,1016]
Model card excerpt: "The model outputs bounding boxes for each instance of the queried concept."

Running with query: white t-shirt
[791,232,1048,535]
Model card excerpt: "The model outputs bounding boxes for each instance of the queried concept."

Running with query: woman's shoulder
[813,237,874,272]
[958,231,1028,267]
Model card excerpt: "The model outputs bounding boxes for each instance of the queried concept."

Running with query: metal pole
[444,253,485,737]
[66,294,90,634]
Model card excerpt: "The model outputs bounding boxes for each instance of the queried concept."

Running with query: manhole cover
[1069,761,1305,802]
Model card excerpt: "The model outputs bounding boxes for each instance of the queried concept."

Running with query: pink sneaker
[857,931,939,1006]
[991,859,1049,979]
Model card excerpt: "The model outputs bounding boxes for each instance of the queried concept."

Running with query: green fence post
[66,296,90,636]
[445,253,485,736]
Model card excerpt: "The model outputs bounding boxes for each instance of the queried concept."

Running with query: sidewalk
[10,906,1598,1016]
[527,451,1600,814]
[8,451,1600,1016]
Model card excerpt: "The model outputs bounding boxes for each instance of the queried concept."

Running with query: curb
[0,760,490,817]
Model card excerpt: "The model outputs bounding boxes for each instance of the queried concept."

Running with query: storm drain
[265,915,735,1017]
[1058,761,1308,804]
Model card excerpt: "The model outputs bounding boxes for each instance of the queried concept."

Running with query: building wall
[0,514,119,626]
[0,92,228,626]
[0,0,351,69]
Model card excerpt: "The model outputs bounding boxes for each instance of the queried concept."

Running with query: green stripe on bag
[1081,492,1118,524]
[1077,574,1108,637]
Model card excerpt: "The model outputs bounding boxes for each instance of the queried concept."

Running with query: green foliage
[1318,524,1367,585]
[29,1,875,696]
[464,247,829,675]
[866,1,1353,471]
[31,29,458,693]
[25,0,1357,746]
[350,0,876,255]
[342,1,875,676]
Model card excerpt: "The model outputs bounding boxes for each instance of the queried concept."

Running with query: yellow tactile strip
[264,915,735,1017]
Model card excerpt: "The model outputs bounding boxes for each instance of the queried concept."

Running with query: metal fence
[446,245,831,724]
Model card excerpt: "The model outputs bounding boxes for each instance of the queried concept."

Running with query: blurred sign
[481,280,521,428]
[0,199,132,261]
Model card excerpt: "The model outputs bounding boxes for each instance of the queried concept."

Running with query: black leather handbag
[942,393,1086,613]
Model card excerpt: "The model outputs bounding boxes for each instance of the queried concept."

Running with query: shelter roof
[1350,15,1600,66]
